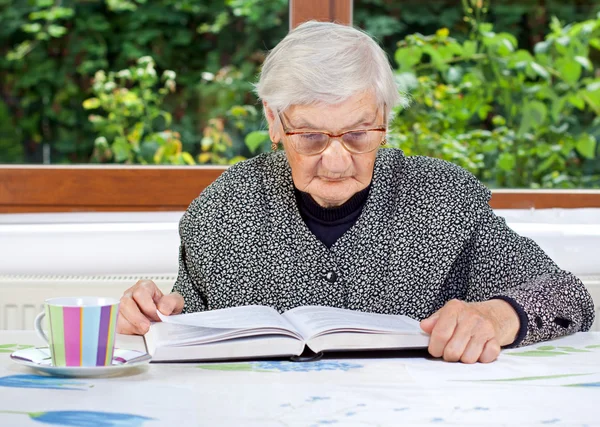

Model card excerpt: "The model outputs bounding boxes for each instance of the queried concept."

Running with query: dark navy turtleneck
[294,185,371,248]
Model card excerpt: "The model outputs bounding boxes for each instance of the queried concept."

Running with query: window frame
[1,166,599,212]
[2,1,598,213]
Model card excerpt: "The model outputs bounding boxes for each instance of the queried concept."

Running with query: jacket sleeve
[463,204,595,347]
[171,203,208,314]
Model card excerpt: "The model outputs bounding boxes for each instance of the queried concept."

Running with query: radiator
[0,274,176,330]
[1,274,599,331]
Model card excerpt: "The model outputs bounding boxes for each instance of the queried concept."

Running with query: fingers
[479,339,501,363]
[118,294,151,335]
[441,314,478,363]
[425,299,500,364]
[427,301,460,358]
[116,311,146,335]
[419,312,439,334]
[157,292,185,316]
[117,280,162,335]
[459,335,489,364]
[131,281,164,322]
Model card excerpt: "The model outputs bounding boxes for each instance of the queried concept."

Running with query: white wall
[0,209,598,330]
[0,209,598,276]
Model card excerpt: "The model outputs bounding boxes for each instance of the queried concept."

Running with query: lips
[320,177,348,182]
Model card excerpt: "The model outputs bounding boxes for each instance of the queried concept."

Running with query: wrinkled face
[266,91,384,208]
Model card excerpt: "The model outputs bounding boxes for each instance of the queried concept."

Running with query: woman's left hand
[420,299,520,364]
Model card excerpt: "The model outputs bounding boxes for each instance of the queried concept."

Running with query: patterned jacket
[172,149,595,347]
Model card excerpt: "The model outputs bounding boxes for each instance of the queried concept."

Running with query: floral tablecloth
[0,331,598,426]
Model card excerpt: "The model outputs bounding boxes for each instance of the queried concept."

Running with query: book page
[282,306,424,341]
[148,321,303,347]
[156,305,302,343]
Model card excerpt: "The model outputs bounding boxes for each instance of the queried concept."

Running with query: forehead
[285,92,379,130]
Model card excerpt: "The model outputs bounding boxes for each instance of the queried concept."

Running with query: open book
[144,305,430,362]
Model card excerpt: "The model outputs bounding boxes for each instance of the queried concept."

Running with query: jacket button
[324,271,337,283]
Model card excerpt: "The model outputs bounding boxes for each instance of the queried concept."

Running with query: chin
[317,191,354,207]
[311,180,360,206]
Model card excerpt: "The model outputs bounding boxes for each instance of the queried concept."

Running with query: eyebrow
[289,110,379,131]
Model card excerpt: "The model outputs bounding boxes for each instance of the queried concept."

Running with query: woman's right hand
[117,279,185,335]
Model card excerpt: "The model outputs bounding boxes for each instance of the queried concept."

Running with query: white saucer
[10,347,151,377]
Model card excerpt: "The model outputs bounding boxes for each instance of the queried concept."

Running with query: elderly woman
[118,21,594,363]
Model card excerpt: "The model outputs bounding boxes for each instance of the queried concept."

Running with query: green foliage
[0,99,23,163]
[83,56,194,164]
[1,0,599,189]
[389,1,600,188]
[0,0,288,164]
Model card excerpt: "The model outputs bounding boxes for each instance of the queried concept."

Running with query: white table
[0,331,598,426]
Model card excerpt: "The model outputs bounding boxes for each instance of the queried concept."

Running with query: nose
[320,137,352,173]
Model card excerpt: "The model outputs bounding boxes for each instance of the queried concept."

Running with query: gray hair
[254,21,407,119]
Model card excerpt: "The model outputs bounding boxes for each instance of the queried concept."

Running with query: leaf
[530,62,550,80]
[575,56,592,71]
[568,94,585,110]
[112,136,131,162]
[518,101,547,136]
[229,106,248,117]
[497,152,516,172]
[534,154,558,175]
[446,41,463,56]
[82,98,100,109]
[22,23,42,33]
[395,46,422,72]
[537,346,556,351]
[498,38,515,56]
[446,67,462,84]
[549,123,569,134]
[436,28,449,39]
[47,25,67,38]
[576,134,597,159]
[556,35,570,47]
[245,130,269,154]
[510,49,533,69]
[153,145,165,164]
[478,105,491,120]
[228,156,246,165]
[423,45,446,71]
[551,97,566,122]
[463,40,477,57]
[586,81,600,92]
[161,112,172,127]
[198,153,211,163]
[127,122,144,146]
[181,152,195,165]
[534,40,551,54]
[583,88,600,113]
[555,58,581,84]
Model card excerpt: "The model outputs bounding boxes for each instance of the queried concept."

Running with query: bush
[1,0,599,188]
[0,0,288,164]
[389,1,600,188]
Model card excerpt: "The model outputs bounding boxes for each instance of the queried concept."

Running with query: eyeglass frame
[275,105,388,155]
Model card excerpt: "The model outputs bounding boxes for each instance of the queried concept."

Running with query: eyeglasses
[277,107,387,156]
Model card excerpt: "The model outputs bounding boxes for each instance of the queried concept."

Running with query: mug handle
[34,312,49,344]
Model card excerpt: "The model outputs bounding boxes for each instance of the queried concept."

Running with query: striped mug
[34,297,120,367]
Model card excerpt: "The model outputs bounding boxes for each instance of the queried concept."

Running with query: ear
[263,101,281,143]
